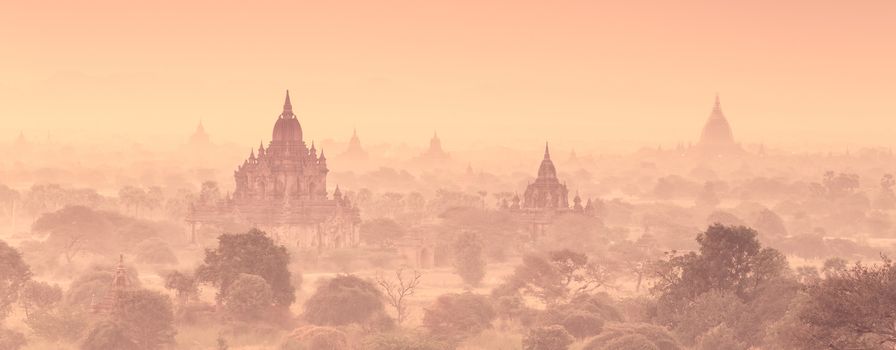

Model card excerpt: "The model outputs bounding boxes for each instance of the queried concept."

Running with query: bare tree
[62,234,86,265]
[375,267,422,324]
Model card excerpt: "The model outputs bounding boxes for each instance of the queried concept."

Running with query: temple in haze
[188,91,360,249]
[341,128,368,160]
[695,95,742,156]
[189,120,211,147]
[522,144,571,209]
[418,131,450,161]
[508,144,595,238]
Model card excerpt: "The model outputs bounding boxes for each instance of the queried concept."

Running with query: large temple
[187,91,360,249]
[695,95,742,156]
[508,144,595,237]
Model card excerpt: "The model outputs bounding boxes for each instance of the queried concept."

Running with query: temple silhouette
[187,91,360,249]
[694,95,743,156]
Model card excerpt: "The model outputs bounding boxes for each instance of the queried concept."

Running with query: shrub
[280,326,349,350]
[523,325,574,350]
[695,324,748,350]
[303,274,385,326]
[583,323,681,350]
[423,292,495,340]
[560,310,604,339]
[223,273,274,321]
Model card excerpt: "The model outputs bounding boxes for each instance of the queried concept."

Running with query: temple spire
[282,90,293,117]
[713,93,722,115]
[544,142,551,160]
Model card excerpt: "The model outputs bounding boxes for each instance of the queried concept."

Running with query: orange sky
[2,0,895,151]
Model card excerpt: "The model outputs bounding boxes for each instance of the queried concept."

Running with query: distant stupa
[189,120,211,146]
[696,95,742,156]
[341,128,368,160]
[14,131,27,148]
[420,131,450,160]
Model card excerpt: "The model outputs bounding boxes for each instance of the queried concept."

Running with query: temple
[341,128,368,160]
[187,91,360,249]
[91,255,132,314]
[695,95,742,156]
[508,143,596,237]
[522,143,570,209]
[419,131,450,161]
[189,120,211,147]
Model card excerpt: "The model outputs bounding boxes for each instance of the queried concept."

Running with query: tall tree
[111,289,177,350]
[0,240,31,320]
[196,229,294,307]
[452,231,486,286]
[500,249,612,306]
[797,257,896,349]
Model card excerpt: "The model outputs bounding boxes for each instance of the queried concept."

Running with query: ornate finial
[119,254,123,265]
[544,142,551,159]
[319,149,326,160]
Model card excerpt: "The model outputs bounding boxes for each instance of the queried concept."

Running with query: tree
[362,330,448,350]
[751,209,787,239]
[163,271,198,308]
[281,326,349,350]
[671,291,744,346]
[875,174,896,209]
[0,184,20,224]
[223,273,274,321]
[144,186,164,219]
[607,239,655,292]
[19,280,62,318]
[118,186,146,217]
[523,325,574,350]
[375,267,422,324]
[695,182,720,208]
[557,310,604,340]
[0,240,31,320]
[422,292,495,340]
[25,305,86,342]
[134,239,178,265]
[821,257,847,278]
[196,229,294,307]
[695,324,747,350]
[795,266,820,284]
[536,294,619,339]
[797,257,896,348]
[501,249,612,306]
[360,218,405,247]
[303,274,386,326]
[651,224,787,315]
[452,231,486,286]
[81,321,136,350]
[583,323,682,350]
[821,171,860,199]
[198,181,221,205]
[0,327,27,350]
[111,289,177,350]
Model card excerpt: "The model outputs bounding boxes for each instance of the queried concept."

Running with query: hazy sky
[2,0,894,150]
